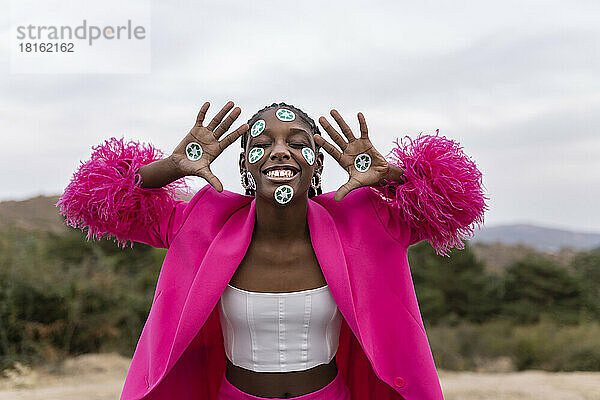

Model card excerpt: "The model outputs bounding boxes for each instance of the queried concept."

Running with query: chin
[255,186,310,202]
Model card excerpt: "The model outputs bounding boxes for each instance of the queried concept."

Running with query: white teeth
[266,169,295,178]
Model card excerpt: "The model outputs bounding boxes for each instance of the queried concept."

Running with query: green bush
[410,242,592,326]
[427,319,515,370]
[571,249,600,319]
[428,319,600,371]
[501,256,586,324]
[512,319,600,371]
[409,242,503,325]
[0,226,162,370]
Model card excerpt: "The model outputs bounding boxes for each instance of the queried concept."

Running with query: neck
[253,193,309,243]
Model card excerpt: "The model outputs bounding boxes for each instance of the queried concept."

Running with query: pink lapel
[166,198,256,371]
[306,199,361,338]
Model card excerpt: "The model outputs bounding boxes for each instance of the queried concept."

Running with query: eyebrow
[289,127,310,135]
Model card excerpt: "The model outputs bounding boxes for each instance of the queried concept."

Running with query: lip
[263,169,300,183]
[262,165,299,174]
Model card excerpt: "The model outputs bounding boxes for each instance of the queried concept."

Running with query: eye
[253,143,270,148]
[289,143,307,148]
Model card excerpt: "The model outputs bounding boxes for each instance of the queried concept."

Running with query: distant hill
[471,224,600,252]
[0,192,195,235]
[0,195,65,234]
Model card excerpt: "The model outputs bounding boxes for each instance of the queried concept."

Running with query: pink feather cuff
[56,137,191,247]
[370,132,488,256]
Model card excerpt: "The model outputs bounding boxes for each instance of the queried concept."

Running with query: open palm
[170,101,248,192]
[315,110,391,202]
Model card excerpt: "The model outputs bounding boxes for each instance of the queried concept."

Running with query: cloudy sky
[1,0,598,233]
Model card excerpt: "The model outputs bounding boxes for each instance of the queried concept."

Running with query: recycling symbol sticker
[274,185,294,204]
[251,120,266,137]
[248,147,264,164]
[354,153,371,172]
[302,147,315,165]
[276,108,295,122]
[246,171,256,190]
[186,142,203,161]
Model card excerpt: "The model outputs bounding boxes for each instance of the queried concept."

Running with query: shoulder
[183,185,253,223]
[312,186,412,245]
[188,185,252,208]
[310,186,380,224]
[311,186,375,211]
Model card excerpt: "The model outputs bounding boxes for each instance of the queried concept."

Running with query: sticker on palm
[302,147,315,165]
[248,147,264,164]
[354,153,371,172]
[276,109,295,121]
[251,120,265,137]
[274,185,293,204]
[186,142,203,161]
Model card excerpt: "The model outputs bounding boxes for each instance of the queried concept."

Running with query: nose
[270,141,291,160]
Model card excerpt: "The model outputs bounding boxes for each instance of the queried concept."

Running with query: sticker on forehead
[302,147,315,165]
[185,142,203,161]
[248,147,264,164]
[246,171,256,190]
[276,108,295,122]
[354,153,371,172]
[251,119,266,137]
[274,185,294,205]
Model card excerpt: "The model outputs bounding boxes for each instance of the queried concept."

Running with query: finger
[196,165,223,192]
[357,112,369,140]
[330,109,356,143]
[207,101,234,131]
[313,134,343,163]
[318,116,347,151]
[214,106,241,139]
[195,102,210,126]
[334,176,361,202]
[219,123,249,151]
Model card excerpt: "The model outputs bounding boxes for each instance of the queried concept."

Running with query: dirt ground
[1,353,599,400]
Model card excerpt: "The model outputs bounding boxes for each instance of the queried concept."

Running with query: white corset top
[218,284,342,373]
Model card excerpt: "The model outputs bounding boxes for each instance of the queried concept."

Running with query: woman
[57,100,487,400]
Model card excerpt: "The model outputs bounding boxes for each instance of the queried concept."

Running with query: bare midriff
[225,358,338,398]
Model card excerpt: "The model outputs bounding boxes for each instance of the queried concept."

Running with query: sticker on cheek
[185,142,203,161]
[248,147,264,164]
[276,108,295,121]
[246,171,256,190]
[354,153,372,172]
[301,147,315,165]
[251,120,266,137]
[274,185,293,205]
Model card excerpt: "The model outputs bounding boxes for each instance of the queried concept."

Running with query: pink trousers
[217,369,351,400]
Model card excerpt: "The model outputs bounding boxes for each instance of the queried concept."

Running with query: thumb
[334,178,359,202]
[197,165,223,192]
[334,185,350,202]
[334,190,345,202]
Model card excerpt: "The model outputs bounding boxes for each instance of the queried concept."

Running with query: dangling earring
[246,171,256,190]
[240,171,252,190]
[311,171,321,191]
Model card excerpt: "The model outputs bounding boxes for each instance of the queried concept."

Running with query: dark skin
[159,101,404,398]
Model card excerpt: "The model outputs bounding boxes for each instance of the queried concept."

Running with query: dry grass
[1,354,599,400]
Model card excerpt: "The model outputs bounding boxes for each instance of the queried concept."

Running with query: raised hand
[315,110,403,202]
[170,101,248,192]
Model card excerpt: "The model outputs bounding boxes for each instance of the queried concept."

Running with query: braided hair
[241,102,323,198]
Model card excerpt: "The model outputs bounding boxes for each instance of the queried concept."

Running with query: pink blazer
[57,135,487,400]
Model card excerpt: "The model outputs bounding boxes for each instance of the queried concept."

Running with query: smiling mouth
[262,168,300,182]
